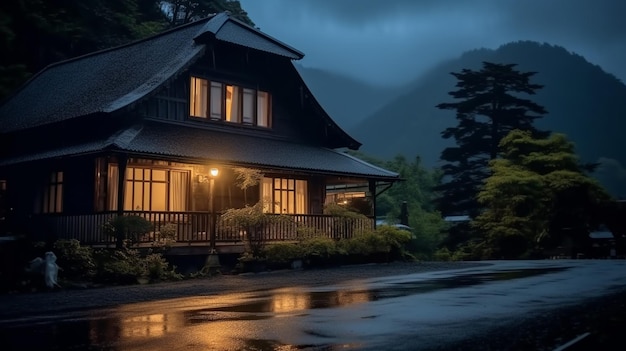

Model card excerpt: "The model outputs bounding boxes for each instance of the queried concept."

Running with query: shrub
[263,243,304,265]
[103,215,154,247]
[324,203,370,238]
[299,236,337,259]
[296,226,326,240]
[52,239,96,281]
[221,201,294,257]
[339,231,390,256]
[151,223,177,251]
[376,226,412,249]
[92,248,144,284]
[91,248,183,284]
[433,248,452,261]
[142,253,183,282]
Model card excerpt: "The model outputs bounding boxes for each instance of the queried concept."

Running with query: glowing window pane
[190,77,208,118]
[242,88,254,124]
[152,183,167,211]
[210,82,222,119]
[152,170,166,181]
[225,85,241,123]
[257,91,269,127]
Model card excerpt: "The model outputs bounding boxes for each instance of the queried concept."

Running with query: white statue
[26,251,61,289]
[43,251,61,288]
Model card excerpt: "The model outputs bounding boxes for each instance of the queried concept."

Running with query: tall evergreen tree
[435,61,548,217]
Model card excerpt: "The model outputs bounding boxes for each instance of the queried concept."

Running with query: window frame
[39,171,63,214]
[107,164,190,212]
[189,76,271,128]
[262,177,307,214]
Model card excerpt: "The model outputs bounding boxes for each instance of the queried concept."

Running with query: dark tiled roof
[121,122,397,179]
[1,122,398,180]
[0,13,303,134]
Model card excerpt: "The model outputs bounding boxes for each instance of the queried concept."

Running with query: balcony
[25,211,374,252]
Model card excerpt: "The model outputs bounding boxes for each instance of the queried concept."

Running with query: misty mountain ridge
[300,41,625,197]
[295,64,408,130]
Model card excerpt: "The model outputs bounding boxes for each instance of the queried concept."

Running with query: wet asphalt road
[1,260,626,350]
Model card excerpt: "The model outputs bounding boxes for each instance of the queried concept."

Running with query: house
[0,13,399,253]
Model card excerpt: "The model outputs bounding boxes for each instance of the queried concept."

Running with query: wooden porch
[27,211,374,254]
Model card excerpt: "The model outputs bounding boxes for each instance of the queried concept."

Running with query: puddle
[184,267,569,317]
[0,266,569,351]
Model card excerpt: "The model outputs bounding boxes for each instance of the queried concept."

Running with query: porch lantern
[210,168,219,177]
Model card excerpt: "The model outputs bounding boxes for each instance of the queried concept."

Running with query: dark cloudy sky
[239,0,625,86]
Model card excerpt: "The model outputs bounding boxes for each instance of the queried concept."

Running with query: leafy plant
[92,248,145,284]
[233,167,264,206]
[52,239,95,281]
[152,223,177,251]
[103,215,154,248]
[220,201,293,258]
[142,253,183,282]
[324,203,370,238]
[337,231,389,256]
[263,243,304,265]
[92,247,182,284]
[299,236,337,259]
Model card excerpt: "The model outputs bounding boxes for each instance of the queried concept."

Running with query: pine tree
[435,61,548,217]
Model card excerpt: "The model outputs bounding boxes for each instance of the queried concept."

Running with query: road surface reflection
[0,267,569,350]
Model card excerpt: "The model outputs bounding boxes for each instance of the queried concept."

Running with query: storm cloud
[239,0,625,85]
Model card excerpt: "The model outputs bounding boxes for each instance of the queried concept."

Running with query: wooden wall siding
[136,46,312,143]
[28,212,375,246]
[139,77,189,121]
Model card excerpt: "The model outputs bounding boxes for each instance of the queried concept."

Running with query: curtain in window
[296,180,307,214]
[210,82,222,119]
[242,88,255,124]
[257,91,269,127]
[226,85,241,123]
[108,165,119,211]
[262,178,273,212]
[190,77,208,117]
[169,171,189,211]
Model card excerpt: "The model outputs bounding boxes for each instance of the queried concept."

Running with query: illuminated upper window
[190,77,271,128]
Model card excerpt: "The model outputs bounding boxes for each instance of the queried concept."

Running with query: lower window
[37,172,63,213]
[108,165,189,211]
[262,177,307,214]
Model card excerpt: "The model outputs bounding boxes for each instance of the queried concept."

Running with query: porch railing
[27,211,374,246]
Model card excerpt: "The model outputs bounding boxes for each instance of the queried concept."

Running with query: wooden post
[115,154,127,249]
[209,177,216,249]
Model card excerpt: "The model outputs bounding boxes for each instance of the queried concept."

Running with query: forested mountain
[349,41,626,197]
[0,0,252,100]
[295,64,405,131]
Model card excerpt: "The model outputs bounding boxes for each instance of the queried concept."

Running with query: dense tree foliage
[346,151,447,258]
[435,62,548,217]
[162,0,254,27]
[0,0,252,100]
[472,130,613,259]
